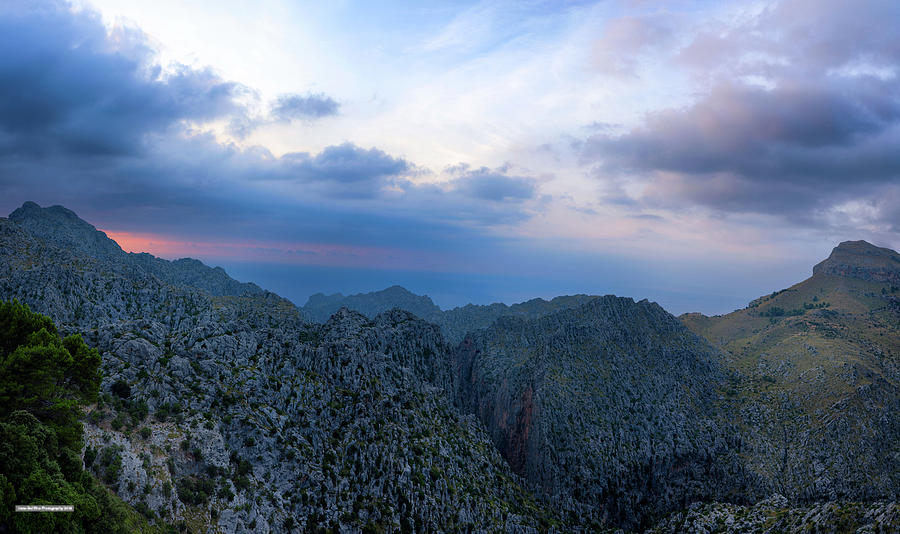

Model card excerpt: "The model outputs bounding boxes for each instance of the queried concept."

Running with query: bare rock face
[813,240,900,284]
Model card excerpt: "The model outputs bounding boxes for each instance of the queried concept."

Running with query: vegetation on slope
[0,299,155,533]
[2,204,567,532]
[455,296,756,530]
[651,496,900,533]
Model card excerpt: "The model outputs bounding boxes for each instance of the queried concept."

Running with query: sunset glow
[101,230,448,270]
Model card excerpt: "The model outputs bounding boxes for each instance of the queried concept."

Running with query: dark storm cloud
[0,1,244,157]
[271,93,340,121]
[0,1,392,204]
[582,0,900,228]
[0,127,509,257]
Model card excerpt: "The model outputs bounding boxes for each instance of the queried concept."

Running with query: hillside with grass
[682,240,900,501]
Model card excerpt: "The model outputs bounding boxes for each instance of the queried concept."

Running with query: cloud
[0,1,245,157]
[0,1,541,271]
[279,142,410,198]
[580,0,900,229]
[448,165,536,202]
[229,92,340,137]
[419,1,499,54]
[0,2,371,203]
[271,93,340,121]
[0,1,341,148]
[586,82,899,178]
[676,0,900,78]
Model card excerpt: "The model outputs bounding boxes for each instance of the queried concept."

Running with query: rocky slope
[1,203,565,532]
[650,495,900,533]
[453,296,757,530]
[4,202,899,533]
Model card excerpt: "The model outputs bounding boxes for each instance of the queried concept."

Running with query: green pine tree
[0,300,155,533]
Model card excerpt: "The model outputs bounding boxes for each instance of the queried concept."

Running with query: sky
[1,0,898,314]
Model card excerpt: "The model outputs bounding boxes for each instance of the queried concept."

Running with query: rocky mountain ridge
[303,286,441,325]
[302,287,598,343]
[2,202,899,533]
[1,203,564,532]
[10,201,269,299]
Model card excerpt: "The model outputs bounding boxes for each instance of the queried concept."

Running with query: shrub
[217,484,234,501]
[233,475,251,491]
[236,459,252,476]
[97,445,123,485]
[111,379,131,399]
[84,445,98,468]
[127,399,149,423]
[111,414,125,431]
[176,476,215,506]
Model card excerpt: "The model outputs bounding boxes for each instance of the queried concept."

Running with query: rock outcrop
[813,240,900,284]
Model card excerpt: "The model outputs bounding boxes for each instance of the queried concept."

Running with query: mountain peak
[9,201,125,259]
[834,240,891,252]
[12,201,90,223]
[8,202,268,299]
[301,285,440,323]
[813,240,900,283]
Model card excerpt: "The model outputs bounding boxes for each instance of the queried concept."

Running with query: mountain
[302,287,598,343]
[0,202,563,532]
[3,202,899,533]
[9,201,126,261]
[437,295,599,343]
[681,240,900,502]
[303,286,442,324]
[813,239,900,284]
[454,296,755,530]
[9,201,267,299]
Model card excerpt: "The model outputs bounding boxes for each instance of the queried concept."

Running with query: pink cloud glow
[100,230,448,271]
